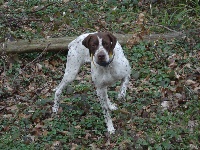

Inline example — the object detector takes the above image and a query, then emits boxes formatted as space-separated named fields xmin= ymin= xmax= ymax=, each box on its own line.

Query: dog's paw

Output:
xmin=108 ymin=103 xmax=118 ymax=111
xmin=117 ymin=92 xmax=126 ymax=100
xmin=107 ymin=100 xmax=118 ymax=111
xmin=107 ymin=126 xmax=115 ymax=134
xmin=52 ymin=106 xmax=58 ymax=113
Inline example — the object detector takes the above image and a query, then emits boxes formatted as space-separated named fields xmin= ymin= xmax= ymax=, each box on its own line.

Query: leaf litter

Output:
xmin=0 ymin=1 xmax=200 ymax=149
xmin=1 ymin=39 xmax=200 ymax=149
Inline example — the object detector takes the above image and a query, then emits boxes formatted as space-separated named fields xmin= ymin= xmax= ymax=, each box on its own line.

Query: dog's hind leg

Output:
xmin=52 ymin=54 xmax=83 ymax=113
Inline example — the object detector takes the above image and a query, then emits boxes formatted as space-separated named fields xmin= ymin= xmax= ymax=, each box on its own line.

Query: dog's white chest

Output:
xmin=91 ymin=65 xmax=120 ymax=87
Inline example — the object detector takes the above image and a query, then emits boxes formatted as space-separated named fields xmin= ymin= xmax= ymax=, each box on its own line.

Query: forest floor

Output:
xmin=0 ymin=1 xmax=200 ymax=149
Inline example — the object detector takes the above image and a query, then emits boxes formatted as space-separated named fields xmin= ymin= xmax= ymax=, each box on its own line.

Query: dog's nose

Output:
xmin=98 ymin=53 xmax=105 ymax=60
xmin=98 ymin=54 xmax=105 ymax=59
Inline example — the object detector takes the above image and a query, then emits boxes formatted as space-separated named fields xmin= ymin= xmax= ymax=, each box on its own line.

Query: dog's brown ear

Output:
xmin=107 ymin=33 xmax=117 ymax=50
xmin=82 ymin=35 xmax=92 ymax=49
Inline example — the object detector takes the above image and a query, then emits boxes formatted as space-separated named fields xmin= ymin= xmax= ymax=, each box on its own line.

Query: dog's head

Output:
xmin=82 ymin=32 xmax=117 ymax=67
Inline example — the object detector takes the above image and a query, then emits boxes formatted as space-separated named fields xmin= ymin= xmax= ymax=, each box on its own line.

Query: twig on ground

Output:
xmin=155 ymin=24 xmax=180 ymax=33
xmin=11 ymin=43 xmax=51 ymax=85
xmin=184 ymin=85 xmax=193 ymax=94
xmin=28 ymin=2 xmax=57 ymax=14
xmin=23 ymin=43 xmax=51 ymax=70
xmin=148 ymin=23 xmax=180 ymax=33
xmin=0 ymin=43 xmax=6 ymax=74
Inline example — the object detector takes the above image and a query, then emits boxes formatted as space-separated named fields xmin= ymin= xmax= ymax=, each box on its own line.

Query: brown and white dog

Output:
xmin=52 ymin=32 xmax=131 ymax=134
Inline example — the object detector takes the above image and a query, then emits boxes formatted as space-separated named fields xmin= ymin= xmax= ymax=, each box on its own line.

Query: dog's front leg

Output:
xmin=118 ymin=75 xmax=130 ymax=100
xmin=96 ymin=87 xmax=115 ymax=134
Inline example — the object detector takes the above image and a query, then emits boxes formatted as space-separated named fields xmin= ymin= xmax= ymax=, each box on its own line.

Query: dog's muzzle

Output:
xmin=96 ymin=55 xmax=114 ymax=67
xmin=92 ymin=50 xmax=115 ymax=67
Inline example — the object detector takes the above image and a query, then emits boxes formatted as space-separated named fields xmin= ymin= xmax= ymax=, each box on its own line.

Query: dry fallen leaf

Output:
xmin=137 ymin=12 xmax=145 ymax=25
xmin=5 ymin=85 xmax=13 ymax=91
xmin=3 ymin=114 xmax=13 ymax=118
xmin=53 ymin=141 xmax=61 ymax=147
xmin=185 ymin=79 xmax=196 ymax=85
xmin=161 ymin=101 xmax=170 ymax=110
xmin=71 ymin=143 xmax=78 ymax=150
xmin=175 ymin=93 xmax=183 ymax=99
xmin=6 ymin=105 xmax=18 ymax=111
xmin=175 ymin=72 xmax=181 ymax=79
xmin=89 ymin=143 xmax=100 ymax=150
xmin=42 ymin=130 xmax=48 ymax=136
xmin=0 ymin=106 xmax=5 ymax=111
xmin=51 ymin=141 xmax=62 ymax=150
xmin=36 ymin=63 xmax=42 ymax=71
xmin=194 ymin=87 xmax=200 ymax=94
xmin=196 ymin=67 xmax=200 ymax=73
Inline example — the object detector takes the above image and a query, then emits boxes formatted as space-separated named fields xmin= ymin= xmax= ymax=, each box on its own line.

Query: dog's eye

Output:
xmin=103 ymin=42 xmax=109 ymax=47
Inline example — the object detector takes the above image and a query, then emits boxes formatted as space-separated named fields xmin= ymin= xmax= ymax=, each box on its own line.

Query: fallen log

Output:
xmin=1 ymin=32 xmax=185 ymax=54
